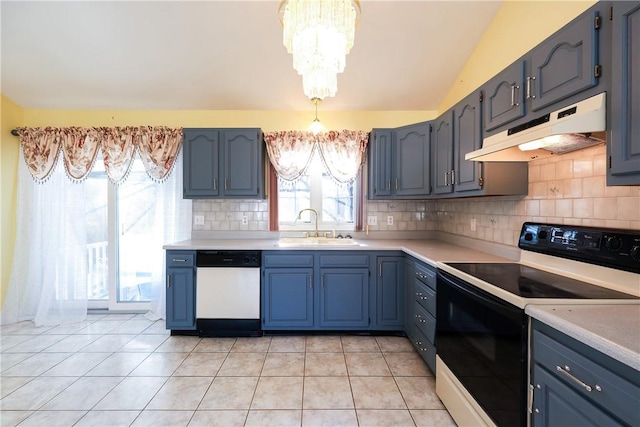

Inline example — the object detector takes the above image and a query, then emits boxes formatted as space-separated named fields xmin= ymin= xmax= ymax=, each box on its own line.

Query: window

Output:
xmin=86 ymin=155 xmax=167 ymax=310
xmin=278 ymin=152 xmax=356 ymax=231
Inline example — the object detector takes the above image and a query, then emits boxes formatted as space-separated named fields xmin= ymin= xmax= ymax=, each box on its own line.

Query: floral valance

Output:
xmin=15 ymin=126 xmax=183 ymax=184
xmin=264 ymin=130 xmax=369 ymax=183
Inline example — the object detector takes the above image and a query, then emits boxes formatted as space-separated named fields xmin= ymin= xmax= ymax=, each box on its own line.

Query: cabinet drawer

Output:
xmin=410 ymin=326 xmax=436 ymax=374
xmin=166 ymin=251 xmax=195 ymax=267
xmin=533 ymin=329 xmax=640 ymax=426
xmin=414 ymin=303 xmax=435 ymax=344
xmin=319 ymin=253 xmax=370 ymax=268
xmin=415 ymin=262 xmax=436 ymax=290
xmin=415 ymin=280 xmax=436 ymax=316
xmin=263 ymin=253 xmax=314 ymax=268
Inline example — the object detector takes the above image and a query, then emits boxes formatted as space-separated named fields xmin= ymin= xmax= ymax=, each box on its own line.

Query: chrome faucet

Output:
xmin=297 ymin=208 xmax=319 ymax=238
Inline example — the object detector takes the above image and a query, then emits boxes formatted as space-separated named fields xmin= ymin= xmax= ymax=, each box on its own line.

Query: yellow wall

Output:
xmin=1 ymin=95 xmax=24 ymax=304
xmin=439 ymin=0 xmax=597 ymax=112
xmin=23 ymin=109 xmax=436 ymax=131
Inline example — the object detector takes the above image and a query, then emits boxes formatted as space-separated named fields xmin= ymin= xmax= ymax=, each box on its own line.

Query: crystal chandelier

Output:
xmin=280 ymin=0 xmax=360 ymax=100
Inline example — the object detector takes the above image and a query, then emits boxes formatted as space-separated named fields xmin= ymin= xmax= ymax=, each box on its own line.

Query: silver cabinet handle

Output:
xmin=172 ymin=258 xmax=187 ymax=262
xmin=167 ymin=275 xmax=171 ymax=288
xmin=395 ymin=178 xmax=399 ymax=190
xmin=451 ymin=169 xmax=456 ymax=185
xmin=511 ymin=84 xmax=520 ymax=107
xmin=387 ymin=179 xmax=391 ymax=190
xmin=556 ymin=365 xmax=601 ymax=392
xmin=444 ymin=172 xmax=448 ymax=186
xmin=213 ymin=178 xmax=217 ymax=190
xmin=224 ymin=179 xmax=228 ymax=190
xmin=526 ymin=76 xmax=536 ymax=99
xmin=308 ymin=275 xmax=313 ymax=289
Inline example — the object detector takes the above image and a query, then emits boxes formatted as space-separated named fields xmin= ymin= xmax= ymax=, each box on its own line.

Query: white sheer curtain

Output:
xmin=1 ymin=157 xmax=89 ymax=326
xmin=146 ymin=151 xmax=192 ymax=321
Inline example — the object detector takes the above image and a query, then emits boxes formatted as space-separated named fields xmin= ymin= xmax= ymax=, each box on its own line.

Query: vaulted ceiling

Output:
xmin=1 ymin=1 xmax=502 ymax=111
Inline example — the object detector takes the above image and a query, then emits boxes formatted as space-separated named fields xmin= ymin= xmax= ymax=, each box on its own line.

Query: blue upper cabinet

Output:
xmin=222 ymin=129 xmax=264 ymax=197
xmin=483 ymin=61 xmax=527 ymax=132
xmin=368 ymin=129 xmax=394 ymax=199
xmin=453 ymin=92 xmax=483 ymax=193
xmin=368 ymin=123 xmax=431 ymax=200
xmin=395 ymin=122 xmax=431 ymax=198
xmin=432 ymin=111 xmax=454 ymax=195
xmin=529 ymin=9 xmax=600 ymax=112
xmin=609 ymin=1 xmax=640 ymax=185
xmin=183 ymin=129 xmax=220 ymax=198
xmin=483 ymin=4 xmax=603 ymax=134
xmin=183 ymin=128 xmax=265 ymax=199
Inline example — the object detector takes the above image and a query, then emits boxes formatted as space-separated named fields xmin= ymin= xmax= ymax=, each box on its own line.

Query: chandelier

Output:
xmin=279 ymin=0 xmax=361 ymax=100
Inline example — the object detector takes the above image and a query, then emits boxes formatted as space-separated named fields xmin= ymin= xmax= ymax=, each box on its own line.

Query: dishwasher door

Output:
xmin=196 ymin=267 xmax=261 ymax=319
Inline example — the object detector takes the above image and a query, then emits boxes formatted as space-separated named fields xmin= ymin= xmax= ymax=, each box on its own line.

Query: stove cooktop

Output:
xmin=445 ymin=263 xmax=639 ymax=299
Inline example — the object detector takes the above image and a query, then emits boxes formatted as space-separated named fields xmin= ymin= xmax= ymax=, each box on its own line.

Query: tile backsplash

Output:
xmin=192 ymin=145 xmax=639 ymax=247
xmin=436 ymin=145 xmax=640 ymax=246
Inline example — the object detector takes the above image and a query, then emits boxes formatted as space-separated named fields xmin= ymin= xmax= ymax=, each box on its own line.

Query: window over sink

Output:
xmin=278 ymin=152 xmax=357 ymax=232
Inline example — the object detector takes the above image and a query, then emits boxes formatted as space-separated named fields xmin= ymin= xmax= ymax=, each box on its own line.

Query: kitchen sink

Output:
xmin=275 ymin=237 xmax=363 ymax=247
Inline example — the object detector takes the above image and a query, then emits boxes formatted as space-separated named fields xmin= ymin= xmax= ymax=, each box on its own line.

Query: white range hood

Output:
xmin=466 ymin=92 xmax=606 ymax=162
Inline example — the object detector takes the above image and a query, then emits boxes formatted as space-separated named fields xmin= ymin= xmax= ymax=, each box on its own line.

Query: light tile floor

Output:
xmin=0 ymin=314 xmax=456 ymax=427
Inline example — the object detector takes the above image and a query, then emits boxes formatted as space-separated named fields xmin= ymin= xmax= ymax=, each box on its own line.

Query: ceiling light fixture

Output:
xmin=308 ymin=97 xmax=326 ymax=134
xmin=279 ymin=0 xmax=360 ymax=100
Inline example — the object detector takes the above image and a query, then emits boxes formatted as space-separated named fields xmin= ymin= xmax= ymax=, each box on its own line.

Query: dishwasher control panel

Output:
xmin=196 ymin=250 xmax=261 ymax=267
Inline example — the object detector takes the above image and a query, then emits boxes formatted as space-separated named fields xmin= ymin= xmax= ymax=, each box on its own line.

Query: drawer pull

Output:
xmin=416 ymin=292 xmax=422 ymax=296
xmin=556 ymin=365 xmax=600 ymax=392
xmin=172 ymin=258 xmax=187 ymax=262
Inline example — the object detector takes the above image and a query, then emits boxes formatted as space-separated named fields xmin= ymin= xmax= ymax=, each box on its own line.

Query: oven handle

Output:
xmin=438 ymin=271 xmax=521 ymax=315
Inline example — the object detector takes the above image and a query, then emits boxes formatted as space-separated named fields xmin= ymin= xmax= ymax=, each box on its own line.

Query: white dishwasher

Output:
xmin=195 ymin=250 xmax=261 ymax=337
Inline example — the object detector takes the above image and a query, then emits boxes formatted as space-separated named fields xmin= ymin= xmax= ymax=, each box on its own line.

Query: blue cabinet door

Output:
xmin=262 ymin=268 xmax=314 ymax=329
xmin=222 ymin=129 xmax=264 ymax=198
xmin=166 ymin=267 xmax=196 ymax=330
xmin=529 ymin=10 xmax=600 ymax=112
xmin=609 ymin=1 xmax=640 ymax=185
xmin=532 ymin=364 xmax=623 ymax=427
xmin=319 ymin=268 xmax=369 ymax=328
xmin=183 ymin=129 xmax=219 ymax=198
xmin=454 ymin=92 xmax=483 ymax=193
xmin=395 ymin=122 xmax=431 ymax=197
xmin=368 ymin=129 xmax=394 ymax=199
xmin=483 ymin=61 xmax=526 ymax=131
xmin=375 ymin=256 xmax=404 ymax=328
xmin=432 ymin=112 xmax=454 ymax=195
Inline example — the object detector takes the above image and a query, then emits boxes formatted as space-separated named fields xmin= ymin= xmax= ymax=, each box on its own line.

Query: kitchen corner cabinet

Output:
xmin=530 ymin=320 xmax=640 ymax=427
xmin=165 ymin=251 xmax=196 ymax=330
xmin=433 ymin=92 xmax=529 ymax=197
xmin=374 ymin=256 xmax=404 ymax=328
xmin=368 ymin=122 xmax=431 ymax=200
xmin=483 ymin=7 xmax=602 ymax=132
xmin=608 ymin=1 xmax=640 ymax=185
xmin=183 ymin=128 xmax=265 ymax=199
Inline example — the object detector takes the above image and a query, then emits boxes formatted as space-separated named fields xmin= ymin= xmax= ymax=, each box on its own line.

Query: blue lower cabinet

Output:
xmin=166 ymin=250 xmax=196 ymax=330
xmin=166 ymin=270 xmax=196 ymax=330
xmin=319 ymin=268 xmax=370 ymax=328
xmin=262 ymin=268 xmax=314 ymax=329
xmin=375 ymin=256 xmax=404 ymax=328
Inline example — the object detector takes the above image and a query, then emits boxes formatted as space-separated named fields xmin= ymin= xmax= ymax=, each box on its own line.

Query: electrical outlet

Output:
xmin=367 ymin=216 xmax=377 ymax=226
xmin=242 ymin=215 xmax=248 ymax=225
xmin=387 ymin=215 xmax=394 ymax=225
xmin=194 ymin=215 xmax=205 ymax=225
xmin=470 ymin=218 xmax=477 ymax=231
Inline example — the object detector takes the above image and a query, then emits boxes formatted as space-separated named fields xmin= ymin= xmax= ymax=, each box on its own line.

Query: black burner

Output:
xmin=446 ymin=263 xmax=638 ymax=299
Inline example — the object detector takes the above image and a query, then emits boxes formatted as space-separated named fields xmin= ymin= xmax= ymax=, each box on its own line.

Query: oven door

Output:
xmin=436 ymin=270 xmax=528 ymax=427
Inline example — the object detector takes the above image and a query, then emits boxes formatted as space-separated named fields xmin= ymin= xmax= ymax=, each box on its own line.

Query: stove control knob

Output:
xmin=524 ymin=232 xmax=534 ymax=241
xmin=538 ymin=230 xmax=548 ymax=240
xmin=605 ymin=236 xmax=622 ymax=251
xmin=631 ymin=246 xmax=640 ymax=262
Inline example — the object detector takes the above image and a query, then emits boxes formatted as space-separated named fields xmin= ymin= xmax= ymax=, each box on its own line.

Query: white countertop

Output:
xmin=163 ymin=238 xmax=512 ymax=268
xmin=526 ymin=304 xmax=640 ymax=371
